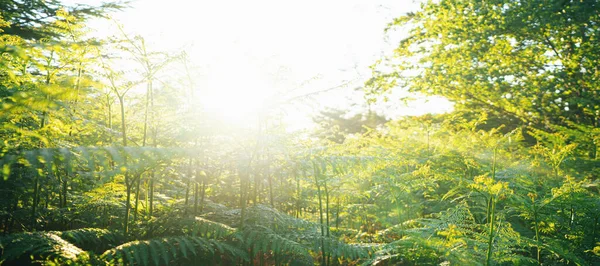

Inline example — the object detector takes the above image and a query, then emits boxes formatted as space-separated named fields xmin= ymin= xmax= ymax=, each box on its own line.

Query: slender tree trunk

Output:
xmin=61 ymin=172 xmax=67 ymax=208
xmin=44 ymin=183 xmax=49 ymax=210
xmin=56 ymin=168 xmax=63 ymax=209
xmin=107 ymin=95 xmax=113 ymax=141
xmin=117 ymin=95 xmax=131 ymax=235
xmin=184 ymin=158 xmax=192 ymax=215
xmin=323 ymin=178 xmax=331 ymax=266
xmin=133 ymin=80 xmax=151 ymax=223
xmin=142 ymin=82 xmax=150 ymax=146
xmin=123 ymin=177 xmax=132 ymax=235
xmin=145 ymin=179 xmax=149 ymax=215
xmin=335 ymin=198 xmax=340 ymax=229
xmin=485 ymin=148 xmax=498 ymax=266
xmin=62 ymin=156 xmax=70 ymax=209
xmin=118 ymin=95 xmax=127 ymax=146
xmin=193 ymin=182 xmax=199 ymax=216
xmin=31 ymin=67 xmax=53 ymax=231
xmin=133 ymin=174 xmax=141 ymax=222
xmin=324 ymin=179 xmax=330 ymax=237
xmin=124 ymin=183 xmax=131 ymax=235
xmin=146 ymin=82 xmax=157 ymax=237
xmin=267 ymin=162 xmax=274 ymax=208
xmin=295 ymin=168 xmax=301 ymax=218
xmin=106 ymin=96 xmax=115 ymax=170
xmin=74 ymin=62 xmax=83 ymax=102
xmin=184 ymin=178 xmax=190 ymax=212
xmin=200 ymin=179 xmax=206 ymax=213
xmin=31 ymin=174 xmax=39 ymax=231
xmin=240 ymin=169 xmax=247 ymax=227
xmin=148 ymin=175 xmax=154 ymax=217
xmin=486 ymin=197 xmax=496 ymax=266
xmin=253 ymin=171 xmax=259 ymax=204
xmin=312 ymin=163 xmax=326 ymax=266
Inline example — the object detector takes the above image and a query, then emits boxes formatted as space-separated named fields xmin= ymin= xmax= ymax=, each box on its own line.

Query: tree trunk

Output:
xmin=485 ymin=148 xmax=498 ymax=266
xmin=295 ymin=168 xmax=301 ymax=218
xmin=324 ymin=179 xmax=330 ymax=237
xmin=142 ymin=81 xmax=150 ymax=146
xmin=253 ymin=171 xmax=259 ymax=204
xmin=31 ymin=174 xmax=39 ymax=231
xmin=148 ymin=175 xmax=154 ymax=218
xmin=61 ymin=172 xmax=67 ymax=209
xmin=267 ymin=162 xmax=274 ymax=208
xmin=193 ymin=182 xmax=199 ymax=216
xmin=146 ymin=83 xmax=157 ymax=237
xmin=133 ymin=174 xmax=141 ymax=222
xmin=124 ymin=182 xmax=131 ymax=235
xmin=335 ymin=198 xmax=340 ymax=229
xmin=133 ymin=77 xmax=151 ymax=223
xmin=118 ymin=95 xmax=130 ymax=236
xmin=240 ymin=169 xmax=247 ymax=228
xmin=62 ymin=156 xmax=70 ymax=209
xmin=118 ymin=96 xmax=127 ymax=146
xmin=184 ymin=158 xmax=192 ymax=215
xmin=200 ymin=179 xmax=206 ymax=213
xmin=312 ymin=162 xmax=326 ymax=266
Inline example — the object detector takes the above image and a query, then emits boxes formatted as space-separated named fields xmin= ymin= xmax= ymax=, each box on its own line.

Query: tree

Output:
xmin=0 ymin=0 xmax=124 ymax=40
xmin=0 ymin=7 xmax=110 ymax=231
xmin=368 ymin=0 xmax=600 ymax=132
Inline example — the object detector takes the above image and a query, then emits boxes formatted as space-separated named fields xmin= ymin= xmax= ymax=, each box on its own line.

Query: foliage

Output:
xmin=54 ymin=228 xmax=123 ymax=254
xmin=100 ymin=236 xmax=248 ymax=266
xmin=368 ymin=0 xmax=600 ymax=132
xmin=1 ymin=0 xmax=599 ymax=265
xmin=0 ymin=0 xmax=124 ymax=40
xmin=0 ymin=231 xmax=89 ymax=265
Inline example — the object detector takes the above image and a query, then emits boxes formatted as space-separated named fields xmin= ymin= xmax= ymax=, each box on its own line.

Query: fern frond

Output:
xmin=151 ymin=214 xmax=236 ymax=239
xmin=311 ymin=235 xmax=373 ymax=262
xmin=0 ymin=146 xmax=182 ymax=180
xmin=100 ymin=236 xmax=249 ymax=265
xmin=54 ymin=228 xmax=123 ymax=253
xmin=0 ymin=232 xmax=88 ymax=265
xmin=237 ymin=225 xmax=313 ymax=265
xmin=244 ymin=204 xmax=316 ymax=231
xmin=193 ymin=217 xmax=235 ymax=238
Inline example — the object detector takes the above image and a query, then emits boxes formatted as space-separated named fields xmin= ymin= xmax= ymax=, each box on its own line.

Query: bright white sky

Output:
xmin=66 ymin=0 xmax=452 ymax=131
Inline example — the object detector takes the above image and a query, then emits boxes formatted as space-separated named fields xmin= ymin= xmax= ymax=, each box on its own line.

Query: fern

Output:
xmin=192 ymin=217 xmax=236 ymax=238
xmin=237 ymin=225 xmax=313 ymax=265
xmin=367 ymin=203 xmax=544 ymax=266
xmin=235 ymin=224 xmax=372 ymax=265
xmin=0 ymin=146 xmax=181 ymax=181
xmin=202 ymin=207 xmax=242 ymax=228
xmin=0 ymin=232 xmax=88 ymax=265
xmin=366 ymin=233 xmax=481 ymax=266
xmin=100 ymin=236 xmax=249 ymax=265
xmin=309 ymin=235 xmax=373 ymax=263
xmin=244 ymin=204 xmax=317 ymax=232
xmin=151 ymin=214 xmax=235 ymax=239
xmin=54 ymin=228 xmax=123 ymax=253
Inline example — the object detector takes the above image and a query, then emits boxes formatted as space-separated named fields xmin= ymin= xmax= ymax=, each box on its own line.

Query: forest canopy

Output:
xmin=0 ymin=0 xmax=599 ymax=265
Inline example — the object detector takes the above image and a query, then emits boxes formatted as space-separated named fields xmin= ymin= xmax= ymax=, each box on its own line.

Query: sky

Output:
xmin=66 ymin=0 xmax=453 ymax=130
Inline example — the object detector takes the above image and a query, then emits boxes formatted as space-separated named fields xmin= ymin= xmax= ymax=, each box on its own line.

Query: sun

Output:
xmin=192 ymin=58 xmax=275 ymax=127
